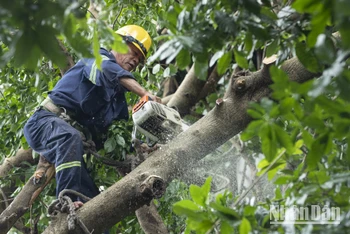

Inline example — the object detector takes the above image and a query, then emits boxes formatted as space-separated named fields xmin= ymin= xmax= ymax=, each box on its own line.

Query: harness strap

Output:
xmin=40 ymin=97 xmax=92 ymax=141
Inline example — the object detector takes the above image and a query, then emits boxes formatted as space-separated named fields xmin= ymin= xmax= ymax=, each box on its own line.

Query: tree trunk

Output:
xmin=42 ymin=57 xmax=316 ymax=233
xmin=167 ymin=65 xmax=205 ymax=115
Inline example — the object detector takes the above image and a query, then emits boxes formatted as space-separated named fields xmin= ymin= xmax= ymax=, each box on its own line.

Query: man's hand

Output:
xmin=147 ymin=93 xmax=162 ymax=103
xmin=73 ymin=201 xmax=84 ymax=209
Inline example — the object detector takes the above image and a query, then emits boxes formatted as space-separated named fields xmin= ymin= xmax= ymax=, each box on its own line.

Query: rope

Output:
xmin=48 ymin=189 xmax=92 ymax=234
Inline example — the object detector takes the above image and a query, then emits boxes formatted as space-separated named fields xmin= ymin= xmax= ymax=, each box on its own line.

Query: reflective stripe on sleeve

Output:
xmin=55 ymin=161 xmax=81 ymax=173
xmin=89 ymin=55 xmax=110 ymax=84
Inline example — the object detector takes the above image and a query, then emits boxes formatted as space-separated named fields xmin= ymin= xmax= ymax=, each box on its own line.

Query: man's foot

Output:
xmin=73 ymin=201 xmax=84 ymax=209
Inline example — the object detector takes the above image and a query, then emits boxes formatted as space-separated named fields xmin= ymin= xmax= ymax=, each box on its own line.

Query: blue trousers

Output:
xmin=24 ymin=109 xmax=100 ymax=201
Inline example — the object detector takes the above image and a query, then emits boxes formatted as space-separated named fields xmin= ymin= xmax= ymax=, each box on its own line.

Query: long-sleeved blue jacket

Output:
xmin=49 ymin=48 xmax=135 ymax=133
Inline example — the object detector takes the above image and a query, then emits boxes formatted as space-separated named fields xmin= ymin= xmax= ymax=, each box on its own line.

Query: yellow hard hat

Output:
xmin=116 ymin=25 xmax=152 ymax=58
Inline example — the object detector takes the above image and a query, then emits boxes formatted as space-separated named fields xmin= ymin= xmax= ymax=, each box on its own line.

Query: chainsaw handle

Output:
xmin=132 ymin=95 xmax=151 ymax=114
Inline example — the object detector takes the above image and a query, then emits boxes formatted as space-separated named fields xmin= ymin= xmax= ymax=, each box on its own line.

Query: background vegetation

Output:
xmin=1 ymin=0 xmax=350 ymax=233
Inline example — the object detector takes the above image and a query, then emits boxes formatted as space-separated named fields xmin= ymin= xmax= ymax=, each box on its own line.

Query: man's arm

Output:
xmin=119 ymin=77 xmax=162 ymax=103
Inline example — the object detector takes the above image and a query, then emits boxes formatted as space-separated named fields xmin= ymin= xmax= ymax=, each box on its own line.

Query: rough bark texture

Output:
xmin=0 ymin=149 xmax=35 ymax=233
xmin=0 ymin=176 xmax=43 ymax=233
xmin=167 ymin=65 xmax=205 ymax=115
xmin=198 ymin=66 xmax=220 ymax=100
xmin=0 ymin=155 xmax=54 ymax=234
xmin=0 ymin=148 xmax=33 ymax=178
xmin=135 ymin=203 xmax=169 ymax=234
xmin=162 ymin=77 xmax=179 ymax=98
xmin=42 ymin=57 xmax=316 ymax=233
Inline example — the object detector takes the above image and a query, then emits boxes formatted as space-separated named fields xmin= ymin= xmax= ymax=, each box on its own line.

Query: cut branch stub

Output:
xmin=139 ymin=175 xmax=165 ymax=199
xmin=232 ymin=78 xmax=246 ymax=93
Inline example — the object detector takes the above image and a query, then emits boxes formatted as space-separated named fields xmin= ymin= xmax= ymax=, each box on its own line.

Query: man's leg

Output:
xmin=46 ymin=118 xmax=85 ymax=201
xmin=24 ymin=110 xmax=84 ymax=201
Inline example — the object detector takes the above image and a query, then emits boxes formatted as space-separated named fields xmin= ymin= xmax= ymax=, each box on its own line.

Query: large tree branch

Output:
xmin=42 ymin=57 xmax=317 ymax=233
xmin=167 ymin=65 xmax=205 ymax=115
xmin=198 ymin=66 xmax=220 ymax=100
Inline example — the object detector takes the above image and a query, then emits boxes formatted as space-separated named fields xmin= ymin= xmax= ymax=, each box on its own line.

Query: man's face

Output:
xmin=114 ymin=43 xmax=144 ymax=71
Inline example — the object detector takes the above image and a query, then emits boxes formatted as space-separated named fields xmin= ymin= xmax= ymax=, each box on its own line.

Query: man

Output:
xmin=24 ymin=25 xmax=161 ymax=208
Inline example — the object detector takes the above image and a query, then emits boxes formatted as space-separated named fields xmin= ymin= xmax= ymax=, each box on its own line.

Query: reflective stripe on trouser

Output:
xmin=23 ymin=109 xmax=100 ymax=200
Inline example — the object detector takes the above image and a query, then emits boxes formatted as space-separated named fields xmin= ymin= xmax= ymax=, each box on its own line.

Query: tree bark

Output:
xmin=135 ymin=203 xmax=169 ymax=234
xmin=0 ymin=176 xmax=43 ymax=233
xmin=0 ymin=149 xmax=33 ymax=178
xmin=167 ymin=65 xmax=205 ymax=115
xmin=42 ymin=57 xmax=316 ymax=233
xmin=198 ymin=66 xmax=220 ymax=100
xmin=57 ymin=39 xmax=75 ymax=76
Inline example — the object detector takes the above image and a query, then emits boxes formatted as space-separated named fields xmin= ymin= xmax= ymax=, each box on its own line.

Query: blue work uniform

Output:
xmin=24 ymin=48 xmax=135 ymax=201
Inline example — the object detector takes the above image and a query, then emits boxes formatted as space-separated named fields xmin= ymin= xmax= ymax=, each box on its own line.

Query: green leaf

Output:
xmin=210 ymin=50 xmax=224 ymax=67
xmin=194 ymin=59 xmax=208 ymax=81
xmin=266 ymin=40 xmax=279 ymax=57
xmin=202 ymin=176 xmax=212 ymax=198
xmin=273 ymin=124 xmax=294 ymax=154
xmin=292 ymin=0 xmax=321 ymax=12
xmin=302 ymin=130 xmax=314 ymax=148
xmin=314 ymin=34 xmax=336 ymax=64
xmin=176 ymin=49 xmax=191 ymax=70
xmin=240 ymin=120 xmax=264 ymax=141
xmin=190 ymin=220 xmax=214 ymax=233
xmin=152 ymin=64 xmax=161 ymax=74
xmin=239 ymin=218 xmax=251 ymax=234
xmin=221 ymin=221 xmax=234 ymax=234
xmin=173 ymin=200 xmax=205 ymax=221
xmin=275 ymin=187 xmax=282 ymax=199
xmin=190 ymin=185 xmax=207 ymax=207
xmin=306 ymin=133 xmax=332 ymax=168
xmin=259 ymin=124 xmax=277 ymax=161
xmin=116 ymin=135 xmax=125 ymax=147
xmin=93 ymin=25 xmax=102 ymax=70
xmin=13 ymin=31 xmax=35 ymax=68
xmin=163 ymin=67 xmax=170 ymax=77
xmin=104 ymin=137 xmax=116 ymax=153
xmin=274 ymin=175 xmax=292 ymax=185
xmin=295 ymin=42 xmax=320 ymax=73
xmin=246 ymin=109 xmax=263 ymax=119
xmin=210 ymin=202 xmax=240 ymax=221
xmin=233 ymin=49 xmax=249 ymax=69
xmin=217 ymin=51 xmax=232 ymax=75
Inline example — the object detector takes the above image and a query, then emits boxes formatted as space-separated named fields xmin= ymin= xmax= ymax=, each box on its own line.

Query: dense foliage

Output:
xmin=1 ymin=0 xmax=350 ymax=233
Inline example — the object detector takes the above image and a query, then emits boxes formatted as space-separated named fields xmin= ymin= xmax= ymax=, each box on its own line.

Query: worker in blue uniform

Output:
xmin=23 ymin=25 xmax=161 ymax=208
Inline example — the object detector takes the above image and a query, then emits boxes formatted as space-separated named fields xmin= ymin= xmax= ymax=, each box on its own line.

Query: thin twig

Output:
xmin=0 ymin=188 xmax=9 ymax=208
xmin=113 ymin=6 xmax=124 ymax=30
xmin=86 ymin=9 xmax=97 ymax=19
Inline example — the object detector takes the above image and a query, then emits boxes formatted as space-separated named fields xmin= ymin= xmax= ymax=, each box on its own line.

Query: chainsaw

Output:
xmin=132 ymin=96 xmax=187 ymax=145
